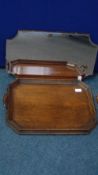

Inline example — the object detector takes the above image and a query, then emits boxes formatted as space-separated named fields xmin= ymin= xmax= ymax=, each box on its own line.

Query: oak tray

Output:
xmin=4 ymin=60 xmax=96 ymax=134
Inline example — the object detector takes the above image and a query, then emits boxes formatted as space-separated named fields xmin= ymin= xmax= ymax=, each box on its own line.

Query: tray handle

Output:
xmin=96 ymin=96 xmax=98 ymax=103
xmin=3 ymin=93 xmax=8 ymax=109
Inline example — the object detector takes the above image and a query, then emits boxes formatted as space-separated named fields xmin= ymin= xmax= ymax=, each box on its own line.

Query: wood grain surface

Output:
xmin=4 ymin=60 xmax=96 ymax=134
xmin=5 ymin=79 xmax=96 ymax=134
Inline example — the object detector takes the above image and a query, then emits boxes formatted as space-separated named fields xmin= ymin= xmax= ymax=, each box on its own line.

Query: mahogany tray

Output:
xmin=4 ymin=60 xmax=96 ymax=134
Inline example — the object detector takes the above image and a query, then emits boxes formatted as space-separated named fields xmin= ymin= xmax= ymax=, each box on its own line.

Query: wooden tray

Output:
xmin=4 ymin=60 xmax=96 ymax=134
xmin=7 ymin=59 xmax=82 ymax=79
xmin=4 ymin=79 xmax=96 ymax=134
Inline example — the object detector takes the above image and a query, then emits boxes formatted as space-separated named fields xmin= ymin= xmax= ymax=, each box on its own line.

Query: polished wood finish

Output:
xmin=8 ymin=59 xmax=83 ymax=79
xmin=5 ymin=79 xmax=96 ymax=134
xmin=4 ymin=60 xmax=96 ymax=134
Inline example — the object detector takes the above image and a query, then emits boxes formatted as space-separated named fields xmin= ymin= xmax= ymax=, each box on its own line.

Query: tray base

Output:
xmin=6 ymin=79 xmax=96 ymax=134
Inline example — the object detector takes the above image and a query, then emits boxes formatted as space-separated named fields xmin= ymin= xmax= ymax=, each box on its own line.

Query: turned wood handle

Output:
xmin=3 ymin=94 xmax=8 ymax=109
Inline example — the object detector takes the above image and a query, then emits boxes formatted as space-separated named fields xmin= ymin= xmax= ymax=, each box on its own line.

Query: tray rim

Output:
xmin=7 ymin=59 xmax=84 ymax=79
